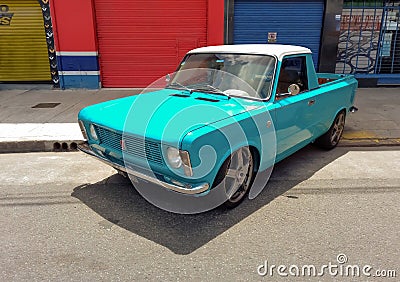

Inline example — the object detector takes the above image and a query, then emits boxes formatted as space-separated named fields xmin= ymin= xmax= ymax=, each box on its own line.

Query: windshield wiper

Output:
xmin=167 ymin=82 xmax=193 ymax=94
xmin=192 ymin=84 xmax=230 ymax=99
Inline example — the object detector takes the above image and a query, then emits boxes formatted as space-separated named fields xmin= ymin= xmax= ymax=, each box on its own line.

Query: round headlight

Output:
xmin=89 ymin=124 xmax=98 ymax=141
xmin=166 ymin=147 xmax=182 ymax=168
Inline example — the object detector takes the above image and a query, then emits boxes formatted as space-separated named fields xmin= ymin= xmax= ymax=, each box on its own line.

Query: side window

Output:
xmin=276 ymin=56 xmax=308 ymax=95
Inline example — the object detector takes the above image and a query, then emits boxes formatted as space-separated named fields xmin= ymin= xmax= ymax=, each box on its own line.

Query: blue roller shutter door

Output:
xmin=233 ymin=0 xmax=324 ymax=68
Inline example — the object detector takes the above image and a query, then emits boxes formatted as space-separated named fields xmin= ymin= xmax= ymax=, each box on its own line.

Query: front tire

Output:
xmin=315 ymin=111 xmax=346 ymax=149
xmin=213 ymin=147 xmax=254 ymax=208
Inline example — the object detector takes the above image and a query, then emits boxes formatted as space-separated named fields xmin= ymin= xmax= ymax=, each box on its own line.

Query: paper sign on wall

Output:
xmin=268 ymin=32 xmax=277 ymax=43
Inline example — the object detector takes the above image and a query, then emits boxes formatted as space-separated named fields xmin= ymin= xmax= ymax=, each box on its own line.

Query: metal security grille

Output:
xmin=336 ymin=1 xmax=400 ymax=83
xmin=376 ymin=4 xmax=400 ymax=73
xmin=233 ymin=0 xmax=324 ymax=68
xmin=94 ymin=125 xmax=164 ymax=165
xmin=94 ymin=0 xmax=207 ymax=87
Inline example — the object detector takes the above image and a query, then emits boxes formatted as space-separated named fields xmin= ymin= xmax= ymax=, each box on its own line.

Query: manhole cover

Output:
xmin=32 ymin=103 xmax=61 ymax=109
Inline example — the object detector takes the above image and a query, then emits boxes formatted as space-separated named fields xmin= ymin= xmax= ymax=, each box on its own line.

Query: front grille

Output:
xmin=94 ymin=125 xmax=163 ymax=165
xmin=95 ymin=126 xmax=121 ymax=151
xmin=124 ymin=135 xmax=163 ymax=165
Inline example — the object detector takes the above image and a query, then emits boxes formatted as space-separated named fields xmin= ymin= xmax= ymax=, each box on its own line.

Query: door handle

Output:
xmin=308 ymin=99 xmax=315 ymax=106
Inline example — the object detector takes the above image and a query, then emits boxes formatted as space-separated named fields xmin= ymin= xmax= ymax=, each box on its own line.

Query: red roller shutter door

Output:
xmin=94 ymin=0 xmax=208 ymax=87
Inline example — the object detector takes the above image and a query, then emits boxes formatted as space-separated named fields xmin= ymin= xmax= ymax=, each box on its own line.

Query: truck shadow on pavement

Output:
xmin=72 ymin=144 xmax=348 ymax=255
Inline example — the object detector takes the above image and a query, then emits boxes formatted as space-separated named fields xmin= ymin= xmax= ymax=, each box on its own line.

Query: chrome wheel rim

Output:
xmin=331 ymin=113 xmax=345 ymax=145
xmin=224 ymin=147 xmax=253 ymax=203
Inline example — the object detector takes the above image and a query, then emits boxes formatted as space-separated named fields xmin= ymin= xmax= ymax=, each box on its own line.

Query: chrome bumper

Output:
xmin=77 ymin=142 xmax=210 ymax=195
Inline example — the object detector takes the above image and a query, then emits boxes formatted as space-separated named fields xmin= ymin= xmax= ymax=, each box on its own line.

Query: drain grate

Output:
xmin=32 ymin=102 xmax=61 ymax=109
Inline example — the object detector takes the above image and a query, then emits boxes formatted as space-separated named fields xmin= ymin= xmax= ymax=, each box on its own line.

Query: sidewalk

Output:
xmin=341 ymin=87 xmax=400 ymax=146
xmin=0 ymin=86 xmax=399 ymax=153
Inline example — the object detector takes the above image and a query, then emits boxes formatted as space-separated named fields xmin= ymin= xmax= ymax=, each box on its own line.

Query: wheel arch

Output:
xmin=334 ymin=107 xmax=347 ymax=122
xmin=320 ymin=107 xmax=347 ymax=138
xmin=212 ymin=144 xmax=260 ymax=188
xmin=249 ymin=145 xmax=260 ymax=173
xmin=314 ymin=107 xmax=347 ymax=150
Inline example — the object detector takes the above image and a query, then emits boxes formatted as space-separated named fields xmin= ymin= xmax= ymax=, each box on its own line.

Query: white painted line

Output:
xmin=58 ymin=71 xmax=100 ymax=76
xmin=56 ymin=51 xmax=98 ymax=56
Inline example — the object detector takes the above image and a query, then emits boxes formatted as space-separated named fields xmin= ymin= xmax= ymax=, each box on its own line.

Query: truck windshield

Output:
xmin=170 ymin=53 xmax=276 ymax=99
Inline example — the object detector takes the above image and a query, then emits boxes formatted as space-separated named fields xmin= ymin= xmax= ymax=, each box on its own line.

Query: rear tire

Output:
xmin=213 ymin=147 xmax=254 ymax=208
xmin=315 ymin=111 xmax=346 ymax=150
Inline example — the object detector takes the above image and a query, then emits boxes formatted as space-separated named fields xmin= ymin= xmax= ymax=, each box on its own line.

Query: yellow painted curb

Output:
xmin=339 ymin=138 xmax=400 ymax=147
xmin=342 ymin=130 xmax=378 ymax=139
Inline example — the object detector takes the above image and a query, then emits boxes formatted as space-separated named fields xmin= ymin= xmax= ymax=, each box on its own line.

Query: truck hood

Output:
xmin=78 ymin=89 xmax=263 ymax=144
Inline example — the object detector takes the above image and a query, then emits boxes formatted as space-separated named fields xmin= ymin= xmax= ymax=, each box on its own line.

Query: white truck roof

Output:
xmin=188 ymin=44 xmax=312 ymax=61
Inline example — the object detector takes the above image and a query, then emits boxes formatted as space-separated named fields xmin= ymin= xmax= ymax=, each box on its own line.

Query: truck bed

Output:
xmin=317 ymin=73 xmax=354 ymax=86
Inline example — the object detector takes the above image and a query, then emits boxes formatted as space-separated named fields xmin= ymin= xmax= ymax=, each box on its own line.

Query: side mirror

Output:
xmin=288 ymin=84 xmax=300 ymax=95
xmin=275 ymin=83 xmax=301 ymax=99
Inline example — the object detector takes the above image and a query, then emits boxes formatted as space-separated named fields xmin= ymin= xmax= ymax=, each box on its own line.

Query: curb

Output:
xmin=339 ymin=138 xmax=400 ymax=147
xmin=0 ymin=140 xmax=83 ymax=153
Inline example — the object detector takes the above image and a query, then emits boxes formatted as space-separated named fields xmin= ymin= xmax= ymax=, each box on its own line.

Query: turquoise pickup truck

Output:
xmin=78 ymin=44 xmax=358 ymax=213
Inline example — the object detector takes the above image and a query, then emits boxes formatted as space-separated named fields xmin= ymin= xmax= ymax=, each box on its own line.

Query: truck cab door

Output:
xmin=273 ymin=55 xmax=317 ymax=159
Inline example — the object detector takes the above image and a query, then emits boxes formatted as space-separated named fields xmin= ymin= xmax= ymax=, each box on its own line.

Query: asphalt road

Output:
xmin=0 ymin=146 xmax=399 ymax=281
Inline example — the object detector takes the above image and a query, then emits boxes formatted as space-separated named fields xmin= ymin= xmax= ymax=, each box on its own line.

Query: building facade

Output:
xmin=1 ymin=0 xmax=399 ymax=88
xmin=51 ymin=0 xmax=224 ymax=89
